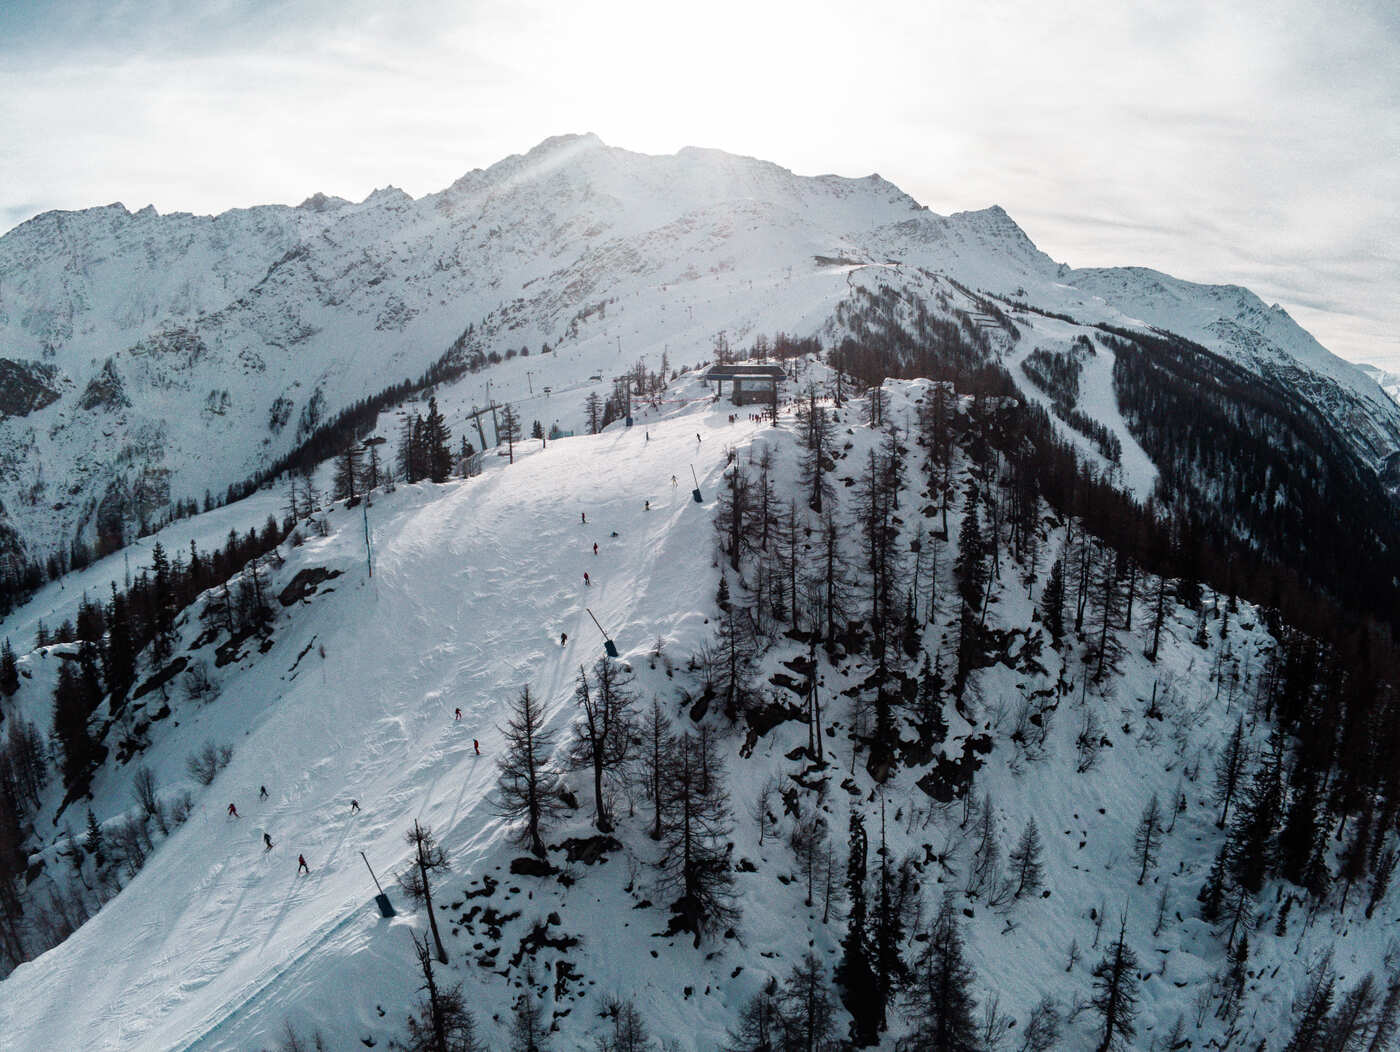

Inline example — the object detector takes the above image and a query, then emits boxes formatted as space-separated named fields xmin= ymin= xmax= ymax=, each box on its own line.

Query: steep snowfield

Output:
xmin=0 ymin=382 xmax=757 ymax=1049
xmin=3 ymin=133 xmax=1397 ymax=572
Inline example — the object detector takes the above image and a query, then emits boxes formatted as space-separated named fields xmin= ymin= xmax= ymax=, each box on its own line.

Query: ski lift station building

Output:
xmin=703 ymin=364 xmax=785 ymax=405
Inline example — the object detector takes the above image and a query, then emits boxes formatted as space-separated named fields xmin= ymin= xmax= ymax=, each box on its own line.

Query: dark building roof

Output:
xmin=703 ymin=364 xmax=785 ymax=381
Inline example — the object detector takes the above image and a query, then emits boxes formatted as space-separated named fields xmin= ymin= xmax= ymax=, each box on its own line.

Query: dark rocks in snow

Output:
xmin=76 ymin=359 xmax=130 ymax=412
xmin=740 ymin=698 xmax=803 ymax=757
xmin=131 ymin=656 xmax=188 ymax=699
xmin=278 ymin=566 xmax=343 ymax=606
xmin=0 ymin=358 xmax=61 ymax=419
xmin=509 ymin=856 xmax=556 ymax=877
xmin=558 ymin=835 xmax=621 ymax=865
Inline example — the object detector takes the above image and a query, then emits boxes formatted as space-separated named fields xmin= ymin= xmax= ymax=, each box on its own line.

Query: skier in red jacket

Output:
xmin=298 ymin=854 xmax=309 ymax=875
xmin=227 ymin=803 xmax=239 ymax=818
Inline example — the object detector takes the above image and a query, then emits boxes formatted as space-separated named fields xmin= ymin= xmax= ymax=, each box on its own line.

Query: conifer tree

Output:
xmin=493 ymin=686 xmax=563 ymax=858
xmin=402 ymin=930 xmax=479 ymax=1051
xmin=423 ymin=397 xmax=453 ymax=483
xmin=953 ymin=485 xmax=985 ymax=615
xmin=399 ymin=820 xmax=451 ymax=964
xmin=52 ymin=660 xmax=99 ymax=791
xmin=837 ymin=811 xmax=880 ymax=1046
xmin=1323 ymin=973 xmax=1377 ymax=1051
xmin=1214 ymin=718 xmax=1249 ymax=830
xmin=148 ymin=541 xmax=176 ymax=663
xmin=790 ymin=810 xmax=830 ymax=908
xmin=1040 ymin=558 xmax=1065 ymax=644
xmin=716 ymin=466 xmax=752 ymax=573
xmin=0 ymin=638 xmax=18 ymax=697
xmin=796 ymin=387 xmax=836 ymax=513
xmin=498 ymin=402 xmax=520 ymax=464
xmin=1366 ymin=978 xmax=1400 ymax=1052
xmin=595 ymin=998 xmax=652 ymax=1052
xmin=1365 ymin=848 xmax=1395 ymax=919
xmin=1230 ymin=752 xmax=1283 ymax=894
xmin=1279 ymin=762 xmax=1323 ymax=887
xmin=1198 ymin=845 xmax=1230 ymax=922
xmin=659 ymin=729 xmax=737 ymax=946
xmin=1009 ymin=817 xmax=1044 ymax=898
xmin=816 ymin=507 xmax=852 ymax=644
xmin=725 ymin=977 xmax=781 ymax=1052
xmin=1133 ymin=795 xmax=1162 ymax=885
xmin=914 ymin=652 xmax=949 ymax=749
xmin=84 ymin=808 xmax=103 ymax=860
xmin=398 ymin=414 xmax=425 ymax=483
xmin=712 ymin=600 xmax=757 ymax=721
xmin=1085 ymin=544 xmax=1124 ymax=681
xmin=779 ymin=952 xmax=839 ymax=1052
xmin=333 ymin=443 xmax=363 ymax=502
xmin=1285 ymin=949 xmax=1336 ymax=1052
xmin=1337 ymin=805 xmax=1372 ymax=912
xmin=903 ymin=891 xmax=980 ymax=1051
xmin=509 ymin=989 xmax=550 ymax=1052
xmin=1090 ymin=916 xmax=1139 ymax=1052
xmin=638 ymin=700 xmax=671 ymax=841
xmin=966 ymin=794 xmax=1003 ymax=899
xmin=565 ymin=659 xmax=636 ymax=833
xmin=872 ymin=800 xmax=908 ymax=1031
xmin=584 ymin=392 xmax=604 ymax=435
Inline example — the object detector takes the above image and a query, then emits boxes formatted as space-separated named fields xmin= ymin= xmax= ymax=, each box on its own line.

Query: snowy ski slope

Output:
xmin=0 ymin=383 xmax=758 ymax=1049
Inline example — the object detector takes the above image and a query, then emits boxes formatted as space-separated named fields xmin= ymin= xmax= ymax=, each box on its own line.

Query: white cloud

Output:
xmin=1 ymin=0 xmax=1395 ymax=366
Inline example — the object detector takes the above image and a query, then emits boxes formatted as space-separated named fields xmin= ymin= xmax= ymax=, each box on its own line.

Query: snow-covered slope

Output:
xmin=3 ymin=134 xmax=1396 ymax=578
xmin=2 ymin=374 xmax=1397 ymax=1050
xmin=0 ymin=383 xmax=740 ymax=1049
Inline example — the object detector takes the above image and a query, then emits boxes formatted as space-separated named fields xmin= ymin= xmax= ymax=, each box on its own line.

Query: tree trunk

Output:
xmin=419 ymin=839 xmax=449 ymax=964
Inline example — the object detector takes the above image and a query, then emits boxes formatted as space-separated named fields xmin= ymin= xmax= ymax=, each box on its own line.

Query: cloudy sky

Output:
xmin=2 ymin=0 xmax=1396 ymax=368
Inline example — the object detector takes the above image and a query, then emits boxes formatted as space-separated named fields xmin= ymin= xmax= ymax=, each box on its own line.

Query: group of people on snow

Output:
xmin=227 ymin=785 xmax=360 ymax=876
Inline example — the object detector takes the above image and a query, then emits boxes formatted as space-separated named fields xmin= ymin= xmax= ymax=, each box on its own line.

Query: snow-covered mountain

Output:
xmin=4 ymin=136 xmax=1400 ymax=1050
xmin=1358 ymin=362 xmax=1400 ymax=407
xmin=2 ymin=133 xmax=1397 ymax=579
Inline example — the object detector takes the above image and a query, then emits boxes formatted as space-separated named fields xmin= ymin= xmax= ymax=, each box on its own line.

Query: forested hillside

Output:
xmin=2 ymin=352 xmax=1398 ymax=1049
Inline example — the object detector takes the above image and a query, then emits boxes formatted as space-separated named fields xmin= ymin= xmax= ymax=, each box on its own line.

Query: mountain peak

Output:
xmin=297 ymin=192 xmax=351 ymax=213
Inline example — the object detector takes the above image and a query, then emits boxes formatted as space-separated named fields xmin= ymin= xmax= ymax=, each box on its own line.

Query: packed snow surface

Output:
xmin=0 ymin=387 xmax=754 ymax=1048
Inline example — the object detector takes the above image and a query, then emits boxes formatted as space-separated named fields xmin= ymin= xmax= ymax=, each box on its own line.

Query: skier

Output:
xmin=671 ymin=475 xmax=677 ymax=487
xmin=454 ymin=707 xmax=462 ymax=721
xmin=263 ymin=832 xmax=273 ymax=852
xmin=227 ymin=803 xmax=239 ymax=819
xmin=259 ymin=785 xmax=268 ymax=801
xmin=584 ymin=572 xmax=591 ymax=587
xmin=644 ymin=500 xmax=650 ymax=511
xmin=560 ymin=632 xmax=567 ymax=647
xmin=696 ymin=433 xmax=702 ymax=443
xmin=350 ymin=799 xmax=361 ymax=813
xmin=473 ymin=739 xmax=480 ymax=755
xmin=581 ymin=511 xmax=587 ymax=524
xmin=593 ymin=542 xmax=598 ymax=556
xmin=297 ymin=854 xmax=309 ymax=875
